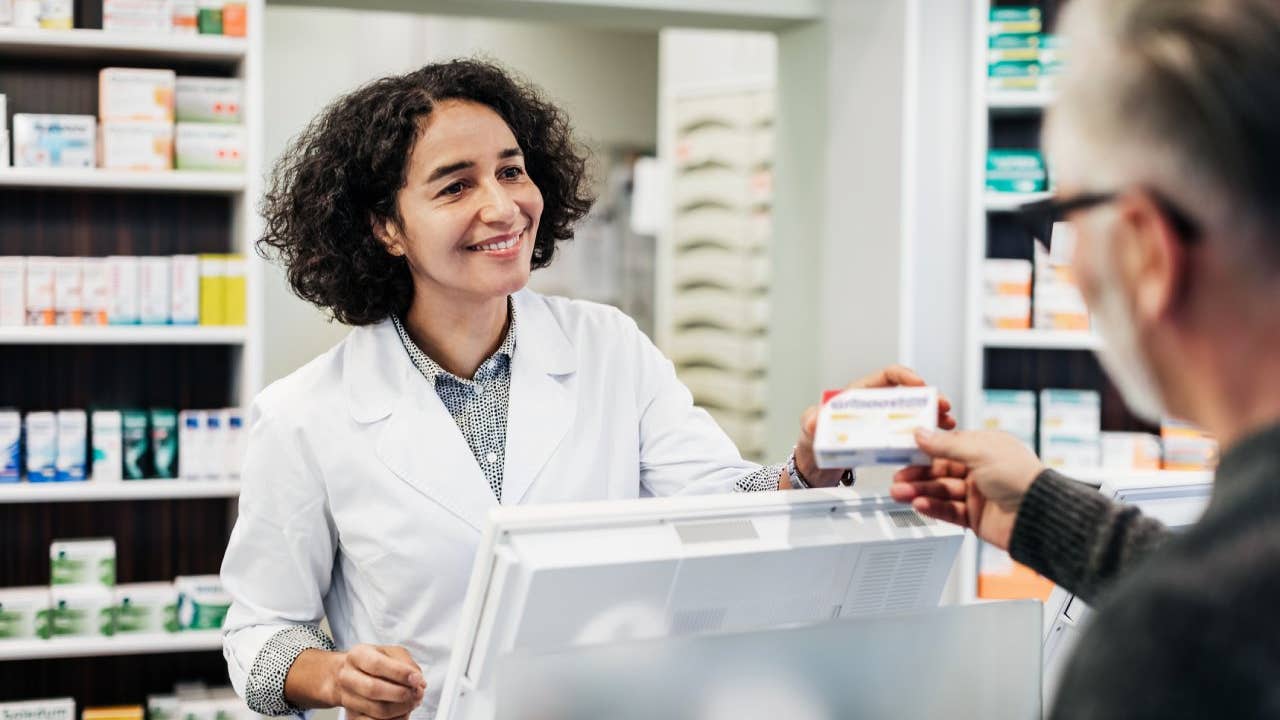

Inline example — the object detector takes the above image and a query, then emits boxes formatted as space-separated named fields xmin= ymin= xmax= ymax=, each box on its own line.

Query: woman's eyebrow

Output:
xmin=427 ymin=149 xmax=522 ymax=184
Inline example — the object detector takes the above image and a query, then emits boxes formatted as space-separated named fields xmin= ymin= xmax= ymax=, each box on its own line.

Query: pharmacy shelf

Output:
xmin=0 ymin=27 xmax=247 ymax=64
xmin=0 ymin=168 xmax=245 ymax=194
xmin=0 ymin=630 xmax=223 ymax=662
xmin=0 ymin=480 xmax=240 ymax=504
xmin=0 ymin=326 xmax=246 ymax=345
xmin=987 ymin=89 xmax=1056 ymax=114
xmin=984 ymin=191 xmax=1051 ymax=212
xmin=982 ymin=329 xmax=1101 ymax=351
xmin=1053 ymin=468 xmax=1214 ymax=488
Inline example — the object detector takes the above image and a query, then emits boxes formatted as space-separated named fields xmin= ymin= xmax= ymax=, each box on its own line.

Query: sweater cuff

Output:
xmin=244 ymin=624 xmax=336 ymax=717
xmin=1008 ymin=469 xmax=1111 ymax=590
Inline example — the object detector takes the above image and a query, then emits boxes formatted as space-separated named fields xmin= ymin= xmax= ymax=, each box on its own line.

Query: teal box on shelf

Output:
xmin=988 ymin=60 xmax=1042 ymax=91
xmin=989 ymin=33 xmax=1042 ymax=63
xmin=987 ymin=149 xmax=1048 ymax=194
xmin=990 ymin=7 xmax=1043 ymax=36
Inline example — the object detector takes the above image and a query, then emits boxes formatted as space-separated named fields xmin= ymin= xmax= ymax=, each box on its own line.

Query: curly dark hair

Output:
xmin=258 ymin=58 xmax=595 ymax=325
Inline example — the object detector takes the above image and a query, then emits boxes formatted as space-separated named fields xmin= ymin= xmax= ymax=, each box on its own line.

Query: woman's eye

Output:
xmin=441 ymin=181 xmax=466 ymax=196
xmin=500 ymin=166 xmax=525 ymax=180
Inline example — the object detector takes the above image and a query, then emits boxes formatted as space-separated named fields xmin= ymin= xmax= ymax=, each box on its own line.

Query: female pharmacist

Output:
xmin=219 ymin=58 xmax=954 ymax=720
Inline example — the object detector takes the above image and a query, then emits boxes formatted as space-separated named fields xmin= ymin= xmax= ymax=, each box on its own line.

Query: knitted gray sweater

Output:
xmin=1010 ymin=421 xmax=1280 ymax=718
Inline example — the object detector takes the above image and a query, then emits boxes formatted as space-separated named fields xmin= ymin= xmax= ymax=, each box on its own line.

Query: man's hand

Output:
xmin=790 ymin=365 xmax=957 ymax=488
xmin=889 ymin=429 xmax=1044 ymax=550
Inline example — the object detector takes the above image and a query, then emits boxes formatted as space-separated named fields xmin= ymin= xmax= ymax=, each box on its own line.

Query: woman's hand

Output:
xmin=789 ymin=365 xmax=957 ymax=488
xmin=329 ymin=644 xmax=427 ymax=720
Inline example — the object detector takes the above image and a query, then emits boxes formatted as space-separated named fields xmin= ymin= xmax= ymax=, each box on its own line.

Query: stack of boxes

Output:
xmin=0 ymin=255 xmax=246 ymax=327
xmin=979 ymin=389 xmax=1036 ymax=449
xmin=1038 ymin=389 xmax=1101 ymax=469
xmin=0 ymin=538 xmax=230 ymax=642
xmin=0 ymin=406 xmax=244 ymax=484
xmin=987 ymin=6 xmax=1065 ymax=93
xmin=983 ymin=259 xmax=1032 ymax=329
xmin=3 ymin=69 xmax=244 ymax=173
xmin=0 ymin=0 xmax=247 ymax=34
xmin=1033 ymin=227 xmax=1090 ymax=331
xmin=1160 ymin=418 xmax=1219 ymax=471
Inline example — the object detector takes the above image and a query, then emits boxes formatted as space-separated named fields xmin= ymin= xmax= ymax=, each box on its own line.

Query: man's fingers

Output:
xmin=800 ymin=405 xmax=819 ymax=438
xmin=913 ymin=428 xmax=982 ymax=464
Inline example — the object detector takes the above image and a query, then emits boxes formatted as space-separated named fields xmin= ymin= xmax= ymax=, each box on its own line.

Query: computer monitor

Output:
xmin=1042 ymin=472 xmax=1213 ymax=705
xmin=438 ymin=488 xmax=965 ymax=720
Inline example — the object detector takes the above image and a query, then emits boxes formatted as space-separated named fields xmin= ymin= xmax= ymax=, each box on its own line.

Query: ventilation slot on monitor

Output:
xmin=671 ymin=607 xmax=728 ymax=635
xmin=844 ymin=544 xmax=939 ymax=616
xmin=888 ymin=509 xmax=932 ymax=528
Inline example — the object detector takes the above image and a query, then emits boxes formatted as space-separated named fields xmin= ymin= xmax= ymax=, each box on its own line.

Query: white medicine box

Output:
xmin=813 ymin=386 xmax=938 ymax=469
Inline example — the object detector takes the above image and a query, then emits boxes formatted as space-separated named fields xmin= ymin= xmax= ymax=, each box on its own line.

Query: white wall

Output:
xmin=261 ymin=5 xmax=659 ymax=384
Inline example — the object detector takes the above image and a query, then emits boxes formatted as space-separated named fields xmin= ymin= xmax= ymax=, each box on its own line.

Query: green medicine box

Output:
xmin=986 ymin=150 xmax=1048 ymax=194
xmin=990 ymin=7 xmax=1043 ymax=36
xmin=989 ymin=34 xmax=1042 ymax=63
xmin=988 ymin=60 xmax=1042 ymax=91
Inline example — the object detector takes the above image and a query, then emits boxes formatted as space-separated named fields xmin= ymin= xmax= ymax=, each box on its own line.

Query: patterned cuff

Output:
xmin=735 ymin=463 xmax=787 ymax=492
xmin=244 ymin=624 xmax=337 ymax=717
xmin=786 ymin=451 xmax=810 ymax=489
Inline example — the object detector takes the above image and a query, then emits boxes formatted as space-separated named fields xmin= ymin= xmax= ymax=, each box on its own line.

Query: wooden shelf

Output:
xmin=984 ymin=191 xmax=1052 ymax=212
xmin=0 ymin=27 xmax=246 ymax=64
xmin=0 ymin=480 xmax=240 ymax=504
xmin=0 ymin=168 xmax=245 ymax=194
xmin=0 ymin=631 xmax=223 ymax=662
xmin=987 ymin=89 xmax=1055 ymax=114
xmin=0 ymin=326 xmax=246 ymax=345
xmin=982 ymin=329 xmax=1100 ymax=351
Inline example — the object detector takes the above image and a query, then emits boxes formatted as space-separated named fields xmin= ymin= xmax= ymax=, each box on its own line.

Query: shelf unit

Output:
xmin=0 ymin=631 xmax=223 ymax=662
xmin=0 ymin=326 xmax=247 ymax=345
xmin=960 ymin=0 xmax=1207 ymax=603
xmin=0 ymin=2 xmax=264 ymax=702
xmin=0 ymin=480 xmax=240 ymax=504
xmin=0 ymin=167 xmax=246 ymax=193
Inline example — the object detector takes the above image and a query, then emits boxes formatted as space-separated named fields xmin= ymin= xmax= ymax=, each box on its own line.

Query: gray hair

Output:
xmin=1047 ymin=0 xmax=1280 ymax=273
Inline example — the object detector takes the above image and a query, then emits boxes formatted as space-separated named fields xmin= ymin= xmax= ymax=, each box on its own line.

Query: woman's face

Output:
xmin=379 ymin=99 xmax=544 ymax=308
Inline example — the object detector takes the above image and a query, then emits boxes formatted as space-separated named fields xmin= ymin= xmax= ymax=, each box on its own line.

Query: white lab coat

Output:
xmin=220 ymin=289 xmax=764 ymax=717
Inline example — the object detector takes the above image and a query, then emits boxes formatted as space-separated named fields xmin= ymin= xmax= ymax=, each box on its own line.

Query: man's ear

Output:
xmin=372 ymin=214 xmax=406 ymax=257
xmin=1117 ymin=190 xmax=1189 ymax=324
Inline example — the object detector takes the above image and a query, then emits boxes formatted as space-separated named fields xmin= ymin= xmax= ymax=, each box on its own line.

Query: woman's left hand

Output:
xmin=788 ymin=365 xmax=957 ymax=488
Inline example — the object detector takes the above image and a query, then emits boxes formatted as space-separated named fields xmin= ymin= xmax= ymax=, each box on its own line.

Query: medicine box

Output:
xmin=99 ymin=68 xmax=176 ymax=124
xmin=175 ymin=123 xmax=245 ymax=172
xmin=107 ymin=256 xmax=141 ymax=325
xmin=989 ymin=7 xmax=1042 ymax=36
xmin=92 ymin=410 xmax=124 ymax=482
xmin=171 ymin=255 xmax=200 ymax=325
xmin=100 ymin=122 xmax=174 ymax=172
xmin=175 ymin=575 xmax=230 ymax=631
xmin=55 ymin=409 xmax=87 ymax=482
xmin=83 ymin=258 xmax=111 ymax=326
xmin=25 ymin=257 xmax=56 ymax=326
xmin=122 ymin=409 xmax=150 ymax=479
xmin=25 ymin=411 xmax=57 ymax=482
xmin=0 ymin=587 xmax=50 ymax=640
xmin=150 ymin=408 xmax=178 ymax=479
xmin=0 ymin=699 xmax=76 ymax=720
xmin=114 ymin=582 xmax=179 ymax=634
xmin=0 ymin=257 xmax=24 ymax=327
xmin=139 ymin=256 xmax=172 ymax=325
xmin=50 ymin=537 xmax=117 ymax=587
xmin=988 ymin=34 xmax=1042 ymax=63
xmin=1161 ymin=419 xmax=1218 ymax=471
xmin=48 ymin=585 xmax=114 ymax=638
xmin=813 ymin=386 xmax=938 ymax=469
xmin=103 ymin=0 xmax=173 ymax=32
xmin=981 ymin=389 xmax=1036 ymax=449
xmin=12 ymin=114 xmax=95 ymax=169
xmin=54 ymin=258 xmax=84 ymax=326
xmin=1100 ymin=432 xmax=1162 ymax=471
xmin=0 ymin=410 xmax=19 ymax=482
xmin=176 ymin=77 xmax=243 ymax=124
xmin=987 ymin=61 xmax=1042 ymax=92
xmin=986 ymin=149 xmax=1046 ymax=193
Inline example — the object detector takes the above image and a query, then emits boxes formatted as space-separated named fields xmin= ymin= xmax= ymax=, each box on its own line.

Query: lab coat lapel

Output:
xmin=345 ymin=320 xmax=495 ymax=532
xmin=502 ymin=291 xmax=578 ymax=505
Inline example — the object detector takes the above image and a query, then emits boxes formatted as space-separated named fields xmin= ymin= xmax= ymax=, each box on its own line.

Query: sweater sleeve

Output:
xmin=1009 ymin=469 xmax=1172 ymax=604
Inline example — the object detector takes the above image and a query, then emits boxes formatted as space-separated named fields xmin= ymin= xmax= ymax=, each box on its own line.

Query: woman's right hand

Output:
xmin=327 ymin=644 xmax=427 ymax=720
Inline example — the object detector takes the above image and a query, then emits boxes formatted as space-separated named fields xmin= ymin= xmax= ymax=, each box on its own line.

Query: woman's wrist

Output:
xmin=286 ymin=648 xmax=346 ymax=709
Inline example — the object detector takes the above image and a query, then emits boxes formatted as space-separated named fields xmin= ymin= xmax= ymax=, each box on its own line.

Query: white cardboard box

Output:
xmin=12 ymin=114 xmax=95 ymax=168
xmin=0 ymin=257 xmax=25 ymax=326
xmin=99 ymin=68 xmax=176 ymax=123
xmin=100 ymin=121 xmax=174 ymax=171
xmin=813 ymin=386 xmax=938 ymax=468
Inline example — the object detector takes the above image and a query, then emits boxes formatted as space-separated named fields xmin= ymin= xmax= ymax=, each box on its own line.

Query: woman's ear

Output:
xmin=372 ymin=214 xmax=406 ymax=257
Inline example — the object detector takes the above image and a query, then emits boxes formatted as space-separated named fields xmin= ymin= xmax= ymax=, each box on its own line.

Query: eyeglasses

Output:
xmin=1013 ymin=191 xmax=1201 ymax=252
